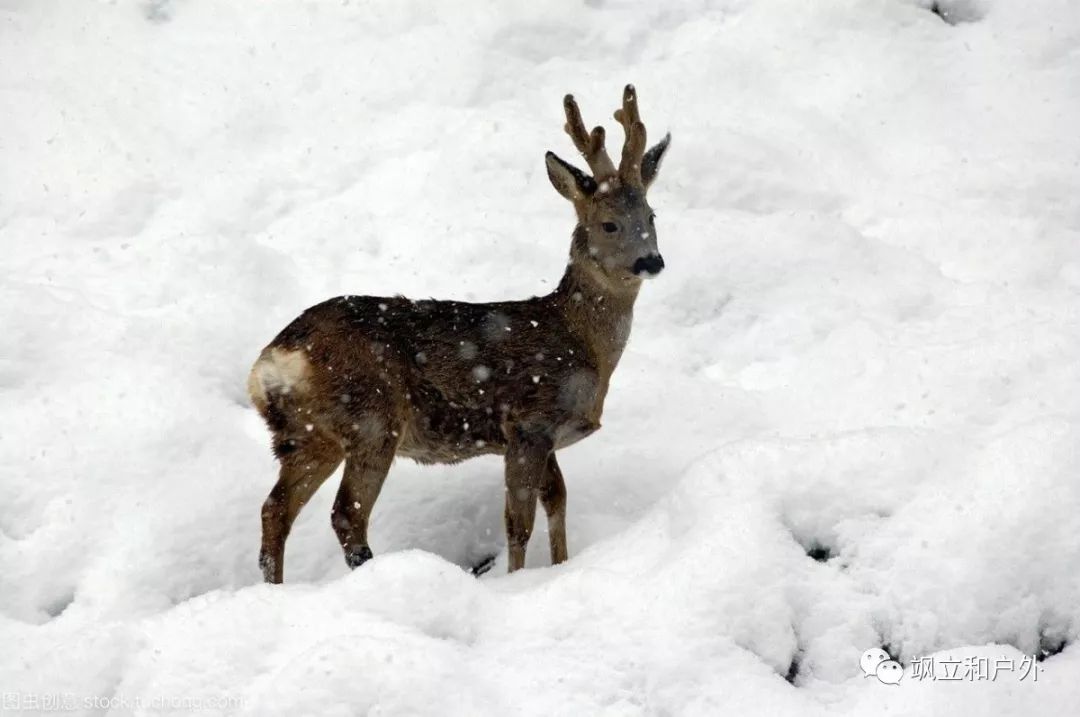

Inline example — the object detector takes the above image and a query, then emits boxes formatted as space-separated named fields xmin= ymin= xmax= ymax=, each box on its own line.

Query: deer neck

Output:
xmin=551 ymin=226 xmax=642 ymax=379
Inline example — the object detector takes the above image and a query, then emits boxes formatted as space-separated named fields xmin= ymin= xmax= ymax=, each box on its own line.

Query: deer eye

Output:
xmin=601 ymin=222 xmax=618 ymax=234
xmin=649 ymin=213 xmax=656 ymax=224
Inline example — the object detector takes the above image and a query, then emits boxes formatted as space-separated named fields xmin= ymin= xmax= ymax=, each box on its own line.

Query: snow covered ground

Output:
xmin=2 ymin=0 xmax=1079 ymax=714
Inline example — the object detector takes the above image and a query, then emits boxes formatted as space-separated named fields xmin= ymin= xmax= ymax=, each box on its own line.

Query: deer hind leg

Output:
xmin=503 ymin=427 xmax=554 ymax=572
xmin=540 ymin=454 xmax=568 ymax=566
xmin=260 ymin=432 xmax=344 ymax=584
xmin=331 ymin=428 xmax=398 ymax=570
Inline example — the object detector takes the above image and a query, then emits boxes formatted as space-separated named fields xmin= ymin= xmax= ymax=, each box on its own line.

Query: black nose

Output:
xmin=632 ymin=254 xmax=665 ymax=276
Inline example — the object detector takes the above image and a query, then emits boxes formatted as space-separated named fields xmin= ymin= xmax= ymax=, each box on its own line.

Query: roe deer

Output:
xmin=249 ymin=85 xmax=670 ymax=582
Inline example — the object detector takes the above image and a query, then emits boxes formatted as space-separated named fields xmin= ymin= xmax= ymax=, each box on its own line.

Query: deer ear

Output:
xmin=641 ymin=133 xmax=671 ymax=189
xmin=545 ymin=152 xmax=597 ymax=201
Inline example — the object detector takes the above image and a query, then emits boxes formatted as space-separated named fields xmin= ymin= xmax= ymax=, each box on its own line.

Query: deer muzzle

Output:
xmin=632 ymin=253 xmax=665 ymax=278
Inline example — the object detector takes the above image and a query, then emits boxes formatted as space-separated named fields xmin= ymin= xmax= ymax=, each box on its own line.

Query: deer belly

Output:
xmin=397 ymin=407 xmax=504 ymax=465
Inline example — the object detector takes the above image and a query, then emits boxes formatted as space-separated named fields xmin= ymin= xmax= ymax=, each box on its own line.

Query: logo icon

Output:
xmin=860 ymin=648 xmax=904 ymax=685
xmin=876 ymin=660 xmax=904 ymax=684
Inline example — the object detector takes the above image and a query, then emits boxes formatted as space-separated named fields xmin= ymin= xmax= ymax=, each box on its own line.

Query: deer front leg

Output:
xmin=540 ymin=454 xmax=568 ymax=565
xmin=503 ymin=428 xmax=553 ymax=572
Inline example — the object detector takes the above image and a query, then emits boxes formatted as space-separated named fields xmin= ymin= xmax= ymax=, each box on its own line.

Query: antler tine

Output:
xmin=614 ymin=84 xmax=647 ymax=184
xmin=563 ymin=94 xmax=616 ymax=179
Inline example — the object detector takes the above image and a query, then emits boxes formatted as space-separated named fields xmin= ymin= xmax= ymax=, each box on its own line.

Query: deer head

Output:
xmin=545 ymin=84 xmax=671 ymax=285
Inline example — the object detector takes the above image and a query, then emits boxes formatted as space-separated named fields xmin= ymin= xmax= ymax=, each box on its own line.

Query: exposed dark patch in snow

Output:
xmin=928 ymin=0 xmax=985 ymax=25
xmin=1037 ymin=633 xmax=1068 ymax=662
xmin=44 ymin=591 xmax=75 ymax=619
xmin=784 ymin=652 xmax=802 ymax=685
xmin=805 ymin=541 xmax=833 ymax=564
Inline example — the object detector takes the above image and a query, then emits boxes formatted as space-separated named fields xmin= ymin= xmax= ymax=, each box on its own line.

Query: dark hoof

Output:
xmin=470 ymin=553 xmax=497 ymax=577
xmin=345 ymin=546 xmax=374 ymax=569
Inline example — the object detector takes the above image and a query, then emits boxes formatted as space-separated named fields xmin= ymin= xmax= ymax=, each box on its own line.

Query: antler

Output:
xmin=563 ymin=94 xmax=616 ymax=180
xmin=614 ymin=84 xmax=647 ymax=185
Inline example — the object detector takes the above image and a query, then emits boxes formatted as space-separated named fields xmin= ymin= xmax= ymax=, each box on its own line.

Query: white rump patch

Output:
xmin=247 ymin=348 xmax=313 ymax=406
